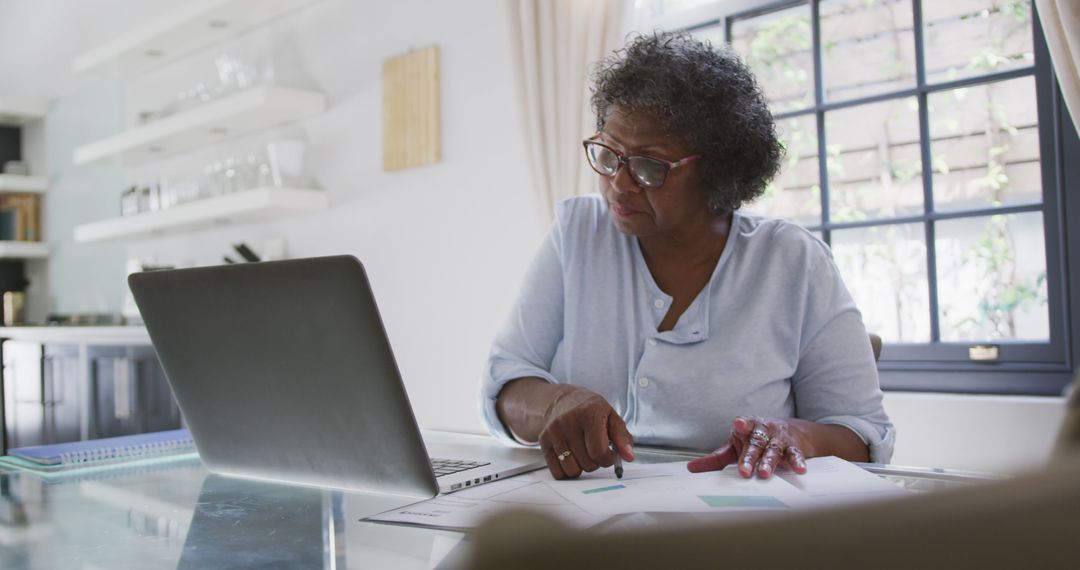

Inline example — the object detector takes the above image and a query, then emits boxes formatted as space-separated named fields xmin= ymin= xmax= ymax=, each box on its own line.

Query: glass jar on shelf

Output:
xmin=120 ymin=187 xmax=140 ymax=217
xmin=265 ymin=140 xmax=309 ymax=188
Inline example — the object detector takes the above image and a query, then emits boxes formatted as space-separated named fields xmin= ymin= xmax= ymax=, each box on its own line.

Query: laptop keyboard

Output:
xmin=431 ymin=458 xmax=491 ymax=478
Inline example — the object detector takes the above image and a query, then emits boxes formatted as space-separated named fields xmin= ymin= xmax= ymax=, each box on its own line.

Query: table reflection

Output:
xmin=177 ymin=474 xmax=332 ymax=569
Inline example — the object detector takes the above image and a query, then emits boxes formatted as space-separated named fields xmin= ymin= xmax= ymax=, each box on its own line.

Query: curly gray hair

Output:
xmin=591 ymin=32 xmax=783 ymax=213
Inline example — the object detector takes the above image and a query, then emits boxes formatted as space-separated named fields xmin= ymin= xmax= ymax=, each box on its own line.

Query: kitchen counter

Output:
xmin=0 ymin=326 xmax=151 ymax=345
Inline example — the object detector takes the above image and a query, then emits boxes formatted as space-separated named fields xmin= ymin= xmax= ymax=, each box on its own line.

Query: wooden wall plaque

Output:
xmin=382 ymin=46 xmax=441 ymax=171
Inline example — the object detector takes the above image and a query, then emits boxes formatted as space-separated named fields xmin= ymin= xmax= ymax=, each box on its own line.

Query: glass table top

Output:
xmin=0 ymin=444 xmax=994 ymax=569
xmin=0 ymin=455 xmax=468 ymax=569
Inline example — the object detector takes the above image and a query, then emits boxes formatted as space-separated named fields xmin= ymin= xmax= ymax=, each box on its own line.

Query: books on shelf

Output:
xmin=0 ymin=192 xmax=40 ymax=242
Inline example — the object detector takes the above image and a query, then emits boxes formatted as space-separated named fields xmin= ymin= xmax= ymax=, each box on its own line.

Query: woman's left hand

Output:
xmin=686 ymin=416 xmax=810 ymax=479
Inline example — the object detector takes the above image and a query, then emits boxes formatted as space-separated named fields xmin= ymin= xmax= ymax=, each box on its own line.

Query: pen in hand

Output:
xmin=613 ymin=445 xmax=623 ymax=479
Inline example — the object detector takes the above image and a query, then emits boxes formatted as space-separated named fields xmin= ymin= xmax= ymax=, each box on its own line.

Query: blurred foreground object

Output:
xmin=469 ymin=379 xmax=1080 ymax=569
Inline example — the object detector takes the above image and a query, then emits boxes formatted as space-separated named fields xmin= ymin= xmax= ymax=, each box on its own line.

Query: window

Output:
xmin=638 ymin=0 xmax=1077 ymax=395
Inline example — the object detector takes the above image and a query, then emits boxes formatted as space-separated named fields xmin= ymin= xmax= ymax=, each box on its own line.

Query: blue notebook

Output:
xmin=9 ymin=429 xmax=194 ymax=466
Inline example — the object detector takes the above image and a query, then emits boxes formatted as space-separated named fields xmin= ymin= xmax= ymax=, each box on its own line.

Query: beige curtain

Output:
xmin=1036 ymin=0 xmax=1080 ymax=133
xmin=509 ymin=0 xmax=630 ymax=222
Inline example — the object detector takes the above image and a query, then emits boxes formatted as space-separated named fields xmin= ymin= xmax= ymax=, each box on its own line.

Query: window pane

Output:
xmin=923 ymin=0 xmax=1035 ymax=85
xmin=730 ymin=4 xmax=814 ymax=113
xmin=929 ymin=76 xmax=1041 ymax=211
xmin=936 ymin=212 xmax=1048 ymax=342
xmin=745 ymin=114 xmax=821 ymax=224
xmin=690 ymin=23 xmax=724 ymax=48
xmin=820 ymin=0 xmax=916 ymax=102
xmin=832 ymin=223 xmax=931 ymax=343
xmin=825 ymin=97 xmax=923 ymax=222
xmin=647 ymin=0 xmax=717 ymax=18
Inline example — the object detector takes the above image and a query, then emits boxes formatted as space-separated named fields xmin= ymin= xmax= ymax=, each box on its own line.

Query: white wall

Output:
xmin=0 ymin=0 xmax=1070 ymax=475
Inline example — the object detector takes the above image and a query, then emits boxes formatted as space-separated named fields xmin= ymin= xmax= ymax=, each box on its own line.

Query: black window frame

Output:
xmin=665 ymin=0 xmax=1078 ymax=395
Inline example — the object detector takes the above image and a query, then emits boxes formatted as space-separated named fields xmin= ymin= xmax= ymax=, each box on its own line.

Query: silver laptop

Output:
xmin=128 ymin=255 xmax=542 ymax=500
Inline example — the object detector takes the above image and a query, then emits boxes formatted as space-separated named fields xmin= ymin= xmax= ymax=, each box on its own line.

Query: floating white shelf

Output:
xmin=72 ymin=85 xmax=325 ymax=166
xmin=0 ymin=175 xmax=47 ymax=194
xmin=0 ymin=326 xmax=150 ymax=345
xmin=0 ymin=98 xmax=47 ymax=126
xmin=72 ymin=0 xmax=321 ymax=76
xmin=73 ymin=186 xmax=327 ymax=243
xmin=0 ymin=241 xmax=49 ymax=259
xmin=73 ymin=85 xmax=324 ymax=166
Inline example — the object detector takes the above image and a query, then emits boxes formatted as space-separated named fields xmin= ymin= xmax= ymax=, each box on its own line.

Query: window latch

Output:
xmin=968 ymin=345 xmax=1000 ymax=361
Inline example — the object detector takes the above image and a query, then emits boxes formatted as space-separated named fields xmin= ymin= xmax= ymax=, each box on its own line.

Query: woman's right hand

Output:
xmin=538 ymin=387 xmax=635 ymax=479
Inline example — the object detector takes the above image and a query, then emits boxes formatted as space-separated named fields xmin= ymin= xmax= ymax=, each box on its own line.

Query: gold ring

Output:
xmin=557 ymin=450 xmax=572 ymax=462
xmin=751 ymin=430 xmax=770 ymax=444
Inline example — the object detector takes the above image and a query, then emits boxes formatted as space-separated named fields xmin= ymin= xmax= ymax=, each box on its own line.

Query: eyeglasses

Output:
xmin=582 ymin=136 xmax=700 ymax=189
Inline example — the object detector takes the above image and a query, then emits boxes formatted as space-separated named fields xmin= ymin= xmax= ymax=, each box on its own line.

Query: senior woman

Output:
xmin=481 ymin=32 xmax=894 ymax=480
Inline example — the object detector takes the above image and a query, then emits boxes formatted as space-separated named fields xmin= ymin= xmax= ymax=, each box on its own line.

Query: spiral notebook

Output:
xmin=8 ymin=429 xmax=194 ymax=467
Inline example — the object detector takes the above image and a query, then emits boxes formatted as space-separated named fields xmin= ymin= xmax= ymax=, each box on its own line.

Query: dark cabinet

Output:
xmin=2 ymin=342 xmax=80 ymax=449
xmin=89 ymin=345 xmax=180 ymax=439
xmin=1 ymin=340 xmax=180 ymax=453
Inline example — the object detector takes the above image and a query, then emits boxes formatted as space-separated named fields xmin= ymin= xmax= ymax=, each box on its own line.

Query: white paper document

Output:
xmin=544 ymin=464 xmax=811 ymax=517
xmin=367 ymin=457 xmax=909 ymax=530
xmin=367 ymin=473 xmax=604 ymax=530
xmin=778 ymin=456 xmax=910 ymax=505
xmin=544 ymin=457 xmax=909 ymax=517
